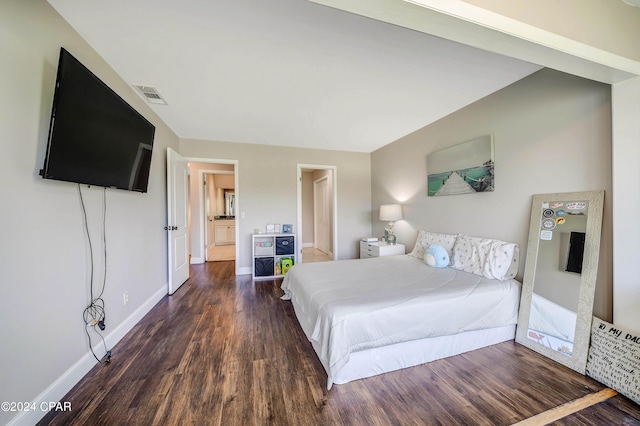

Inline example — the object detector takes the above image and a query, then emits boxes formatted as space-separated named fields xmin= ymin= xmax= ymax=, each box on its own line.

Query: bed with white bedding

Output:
xmin=281 ymin=231 xmax=521 ymax=388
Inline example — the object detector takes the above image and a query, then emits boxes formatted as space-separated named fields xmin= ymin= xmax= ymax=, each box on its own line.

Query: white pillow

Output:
xmin=450 ymin=234 xmax=519 ymax=281
xmin=504 ymin=245 xmax=519 ymax=280
xmin=409 ymin=230 xmax=458 ymax=260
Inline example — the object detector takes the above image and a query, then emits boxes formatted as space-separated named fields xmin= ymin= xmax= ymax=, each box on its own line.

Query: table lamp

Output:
xmin=379 ymin=204 xmax=402 ymax=244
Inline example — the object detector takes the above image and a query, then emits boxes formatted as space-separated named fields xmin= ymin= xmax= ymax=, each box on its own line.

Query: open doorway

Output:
xmin=187 ymin=161 xmax=238 ymax=267
xmin=203 ymin=170 xmax=235 ymax=262
xmin=297 ymin=164 xmax=337 ymax=263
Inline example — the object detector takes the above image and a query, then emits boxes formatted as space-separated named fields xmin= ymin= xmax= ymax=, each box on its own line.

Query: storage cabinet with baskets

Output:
xmin=252 ymin=234 xmax=296 ymax=280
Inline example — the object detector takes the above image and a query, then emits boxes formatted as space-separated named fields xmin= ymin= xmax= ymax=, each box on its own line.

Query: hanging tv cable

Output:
xmin=79 ymin=185 xmax=111 ymax=364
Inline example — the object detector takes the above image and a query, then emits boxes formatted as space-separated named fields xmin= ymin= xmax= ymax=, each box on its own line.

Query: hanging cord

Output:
xmin=79 ymin=185 xmax=111 ymax=364
xmin=99 ymin=187 xmax=107 ymax=300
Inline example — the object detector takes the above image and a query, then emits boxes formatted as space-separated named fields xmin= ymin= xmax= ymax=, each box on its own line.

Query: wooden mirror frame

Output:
xmin=515 ymin=190 xmax=604 ymax=374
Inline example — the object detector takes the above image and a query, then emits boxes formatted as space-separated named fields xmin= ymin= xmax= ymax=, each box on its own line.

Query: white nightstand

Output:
xmin=360 ymin=240 xmax=406 ymax=259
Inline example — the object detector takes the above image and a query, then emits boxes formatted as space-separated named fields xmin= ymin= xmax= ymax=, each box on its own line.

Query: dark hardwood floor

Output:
xmin=39 ymin=262 xmax=640 ymax=425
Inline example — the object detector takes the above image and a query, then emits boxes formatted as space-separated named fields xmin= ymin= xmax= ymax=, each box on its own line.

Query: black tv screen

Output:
xmin=40 ymin=48 xmax=155 ymax=192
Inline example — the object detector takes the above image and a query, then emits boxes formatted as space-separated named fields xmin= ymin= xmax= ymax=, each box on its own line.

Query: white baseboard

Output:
xmin=190 ymin=256 xmax=204 ymax=264
xmin=9 ymin=286 xmax=167 ymax=426
xmin=237 ymin=266 xmax=252 ymax=275
xmin=302 ymin=242 xmax=314 ymax=248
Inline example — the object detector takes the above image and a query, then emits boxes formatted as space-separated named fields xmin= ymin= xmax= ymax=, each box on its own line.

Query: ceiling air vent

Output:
xmin=134 ymin=85 xmax=167 ymax=105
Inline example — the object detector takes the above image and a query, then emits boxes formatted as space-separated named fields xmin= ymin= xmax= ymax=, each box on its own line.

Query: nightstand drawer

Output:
xmin=360 ymin=241 xmax=380 ymax=258
xmin=360 ymin=241 xmax=405 ymax=258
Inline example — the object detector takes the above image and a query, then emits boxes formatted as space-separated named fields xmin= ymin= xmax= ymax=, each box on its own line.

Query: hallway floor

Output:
xmin=207 ymin=244 xmax=235 ymax=261
xmin=302 ymin=247 xmax=331 ymax=263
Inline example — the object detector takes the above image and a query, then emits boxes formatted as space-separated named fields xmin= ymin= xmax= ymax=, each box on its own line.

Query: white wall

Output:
xmin=0 ymin=2 xmax=179 ymax=424
xmin=180 ymin=139 xmax=371 ymax=269
xmin=371 ymin=69 xmax=613 ymax=320
xmin=612 ymin=76 xmax=640 ymax=331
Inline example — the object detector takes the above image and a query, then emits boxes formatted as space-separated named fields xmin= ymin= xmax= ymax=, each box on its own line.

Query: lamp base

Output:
xmin=384 ymin=222 xmax=396 ymax=244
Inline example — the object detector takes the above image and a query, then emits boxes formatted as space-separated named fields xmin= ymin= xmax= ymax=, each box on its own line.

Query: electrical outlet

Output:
xmin=123 ymin=292 xmax=129 ymax=306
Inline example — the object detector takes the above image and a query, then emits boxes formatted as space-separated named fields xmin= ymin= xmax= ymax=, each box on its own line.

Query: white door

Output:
xmin=314 ymin=176 xmax=331 ymax=255
xmin=167 ymin=148 xmax=189 ymax=294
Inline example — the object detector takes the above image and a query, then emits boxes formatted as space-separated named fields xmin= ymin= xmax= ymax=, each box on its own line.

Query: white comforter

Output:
xmin=281 ymin=255 xmax=520 ymax=387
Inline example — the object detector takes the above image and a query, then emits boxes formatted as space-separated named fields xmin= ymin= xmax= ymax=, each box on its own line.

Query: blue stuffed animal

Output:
xmin=423 ymin=244 xmax=450 ymax=268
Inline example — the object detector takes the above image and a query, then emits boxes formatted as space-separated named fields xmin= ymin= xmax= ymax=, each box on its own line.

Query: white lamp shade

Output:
xmin=379 ymin=204 xmax=402 ymax=222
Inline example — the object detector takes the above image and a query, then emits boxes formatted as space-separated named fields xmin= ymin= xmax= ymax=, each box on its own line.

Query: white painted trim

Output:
xmin=190 ymin=256 xmax=205 ymax=264
xmin=185 ymin=157 xmax=240 ymax=275
xmin=302 ymin=242 xmax=314 ymax=248
xmin=9 ymin=286 xmax=167 ymax=426
xmin=237 ymin=266 xmax=252 ymax=275
xmin=297 ymin=164 xmax=338 ymax=261
xmin=612 ymin=76 xmax=640 ymax=330
xmin=197 ymin=169 xmax=234 ymax=263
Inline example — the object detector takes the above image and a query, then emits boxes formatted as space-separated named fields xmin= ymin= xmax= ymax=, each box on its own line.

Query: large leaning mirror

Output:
xmin=516 ymin=190 xmax=604 ymax=374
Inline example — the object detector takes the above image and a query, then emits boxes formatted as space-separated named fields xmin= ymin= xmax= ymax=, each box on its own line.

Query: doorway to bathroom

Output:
xmin=203 ymin=170 xmax=235 ymax=261
xmin=187 ymin=161 xmax=238 ymax=266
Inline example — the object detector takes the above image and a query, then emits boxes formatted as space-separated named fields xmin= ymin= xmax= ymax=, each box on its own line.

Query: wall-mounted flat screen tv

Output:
xmin=40 ymin=48 xmax=155 ymax=192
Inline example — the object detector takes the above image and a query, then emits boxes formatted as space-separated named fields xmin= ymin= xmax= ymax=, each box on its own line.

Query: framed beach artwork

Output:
xmin=427 ymin=135 xmax=495 ymax=197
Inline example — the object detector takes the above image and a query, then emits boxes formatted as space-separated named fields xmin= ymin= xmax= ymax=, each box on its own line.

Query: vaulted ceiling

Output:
xmin=46 ymin=0 xmax=544 ymax=152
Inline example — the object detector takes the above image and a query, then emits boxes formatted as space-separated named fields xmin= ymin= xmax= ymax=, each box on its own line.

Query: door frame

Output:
xmin=169 ymin=155 xmax=240 ymax=276
xmin=297 ymin=164 xmax=338 ymax=261
xmin=199 ymin=169 xmax=235 ymax=262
